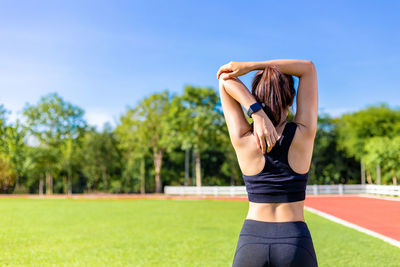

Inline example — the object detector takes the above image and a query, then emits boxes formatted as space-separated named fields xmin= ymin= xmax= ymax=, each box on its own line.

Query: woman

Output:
xmin=217 ymin=59 xmax=318 ymax=267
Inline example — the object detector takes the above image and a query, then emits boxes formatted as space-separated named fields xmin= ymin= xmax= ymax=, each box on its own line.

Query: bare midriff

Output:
xmin=246 ymin=200 xmax=305 ymax=222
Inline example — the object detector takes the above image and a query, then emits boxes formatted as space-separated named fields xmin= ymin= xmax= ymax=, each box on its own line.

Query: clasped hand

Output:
xmin=217 ymin=61 xmax=279 ymax=153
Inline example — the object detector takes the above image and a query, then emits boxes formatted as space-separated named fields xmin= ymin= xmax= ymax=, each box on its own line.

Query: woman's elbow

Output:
xmin=308 ymin=61 xmax=316 ymax=72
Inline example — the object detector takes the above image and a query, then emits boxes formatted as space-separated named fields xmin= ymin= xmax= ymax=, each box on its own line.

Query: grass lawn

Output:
xmin=0 ymin=198 xmax=399 ymax=266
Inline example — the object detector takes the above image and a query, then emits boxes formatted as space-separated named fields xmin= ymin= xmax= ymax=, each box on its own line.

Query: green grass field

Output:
xmin=0 ymin=198 xmax=399 ymax=266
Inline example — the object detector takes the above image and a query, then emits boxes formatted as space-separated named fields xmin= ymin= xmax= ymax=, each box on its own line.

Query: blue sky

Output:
xmin=1 ymin=0 xmax=399 ymax=128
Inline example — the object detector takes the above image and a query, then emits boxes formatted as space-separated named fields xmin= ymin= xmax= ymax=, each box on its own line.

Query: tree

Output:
xmin=115 ymin=108 xmax=150 ymax=194
xmin=216 ymin=122 xmax=241 ymax=185
xmin=336 ymin=104 xmax=400 ymax=161
xmin=364 ymin=136 xmax=400 ymax=185
xmin=0 ymin=105 xmax=6 ymax=139
xmin=133 ymin=90 xmax=174 ymax=193
xmin=3 ymin=121 xmax=28 ymax=192
xmin=60 ymin=136 xmax=83 ymax=194
xmin=0 ymin=107 xmax=29 ymax=193
xmin=386 ymin=137 xmax=400 ymax=185
xmin=23 ymin=93 xmax=87 ymax=194
xmin=0 ymin=106 xmax=13 ymax=192
xmin=172 ymin=85 xmax=224 ymax=186
xmin=81 ymin=125 xmax=121 ymax=192
xmin=310 ymin=114 xmax=359 ymax=184
xmin=336 ymin=104 xmax=400 ymax=184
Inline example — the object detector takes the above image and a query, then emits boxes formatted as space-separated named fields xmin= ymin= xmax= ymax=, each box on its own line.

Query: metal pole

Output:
xmin=377 ymin=164 xmax=381 ymax=185
xmin=192 ymin=149 xmax=196 ymax=186
xmin=184 ymin=148 xmax=189 ymax=186
xmin=361 ymin=161 xmax=366 ymax=185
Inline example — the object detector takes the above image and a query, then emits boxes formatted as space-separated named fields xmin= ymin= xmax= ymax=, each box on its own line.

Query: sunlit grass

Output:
xmin=0 ymin=198 xmax=399 ymax=266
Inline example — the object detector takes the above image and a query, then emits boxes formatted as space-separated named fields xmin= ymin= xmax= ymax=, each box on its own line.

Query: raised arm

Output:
xmin=217 ymin=59 xmax=318 ymax=137
xmin=218 ymin=73 xmax=279 ymax=154
xmin=252 ymin=60 xmax=317 ymax=136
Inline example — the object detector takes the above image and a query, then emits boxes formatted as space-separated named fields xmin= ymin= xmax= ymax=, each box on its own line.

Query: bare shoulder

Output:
xmin=232 ymin=120 xmax=317 ymax=176
xmin=232 ymin=130 xmax=266 ymax=176
xmin=287 ymin=121 xmax=316 ymax=174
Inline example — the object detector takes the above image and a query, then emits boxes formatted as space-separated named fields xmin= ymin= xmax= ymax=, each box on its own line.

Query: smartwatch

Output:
xmin=247 ymin=102 xmax=264 ymax=118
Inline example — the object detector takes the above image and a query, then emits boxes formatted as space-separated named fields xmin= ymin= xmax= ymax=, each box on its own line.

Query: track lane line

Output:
xmin=304 ymin=206 xmax=400 ymax=248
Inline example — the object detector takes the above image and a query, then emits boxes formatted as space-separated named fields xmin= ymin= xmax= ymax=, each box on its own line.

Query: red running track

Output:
xmin=305 ymin=195 xmax=400 ymax=241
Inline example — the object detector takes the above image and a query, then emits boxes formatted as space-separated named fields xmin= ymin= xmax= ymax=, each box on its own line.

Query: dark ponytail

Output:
xmin=251 ymin=65 xmax=296 ymax=127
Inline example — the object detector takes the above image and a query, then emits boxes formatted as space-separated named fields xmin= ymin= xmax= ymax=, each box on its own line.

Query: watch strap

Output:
xmin=247 ymin=102 xmax=263 ymax=118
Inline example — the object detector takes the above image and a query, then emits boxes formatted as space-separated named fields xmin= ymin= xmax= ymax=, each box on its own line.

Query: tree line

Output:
xmin=0 ymin=87 xmax=399 ymax=194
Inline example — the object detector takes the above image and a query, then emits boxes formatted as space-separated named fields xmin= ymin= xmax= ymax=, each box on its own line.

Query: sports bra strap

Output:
xmin=274 ymin=122 xmax=298 ymax=164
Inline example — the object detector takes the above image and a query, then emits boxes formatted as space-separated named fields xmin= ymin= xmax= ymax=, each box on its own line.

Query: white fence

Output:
xmin=164 ymin=186 xmax=247 ymax=196
xmin=164 ymin=184 xmax=400 ymax=197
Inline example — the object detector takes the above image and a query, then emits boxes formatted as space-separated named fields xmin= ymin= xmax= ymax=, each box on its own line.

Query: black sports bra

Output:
xmin=243 ymin=121 xmax=309 ymax=203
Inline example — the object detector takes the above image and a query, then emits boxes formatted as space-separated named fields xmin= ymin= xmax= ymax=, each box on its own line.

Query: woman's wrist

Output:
xmin=252 ymin=109 xmax=268 ymax=121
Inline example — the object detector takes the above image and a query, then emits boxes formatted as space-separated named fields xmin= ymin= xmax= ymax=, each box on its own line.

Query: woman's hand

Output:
xmin=252 ymin=111 xmax=279 ymax=154
xmin=217 ymin=61 xmax=253 ymax=80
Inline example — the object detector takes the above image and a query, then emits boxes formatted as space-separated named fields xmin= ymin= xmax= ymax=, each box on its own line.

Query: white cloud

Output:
xmin=84 ymin=109 xmax=116 ymax=130
xmin=2 ymin=103 xmax=117 ymax=131
xmin=318 ymin=107 xmax=359 ymax=118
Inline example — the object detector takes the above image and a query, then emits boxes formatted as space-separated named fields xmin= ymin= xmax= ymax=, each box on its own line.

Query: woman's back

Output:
xmin=235 ymin=120 xmax=313 ymax=222
xmin=236 ymin=119 xmax=314 ymax=182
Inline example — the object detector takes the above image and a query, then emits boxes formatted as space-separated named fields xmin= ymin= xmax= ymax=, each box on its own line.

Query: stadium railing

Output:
xmin=164 ymin=184 xmax=400 ymax=197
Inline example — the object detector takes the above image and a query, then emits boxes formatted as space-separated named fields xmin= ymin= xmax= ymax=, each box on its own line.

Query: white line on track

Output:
xmin=355 ymin=194 xmax=400 ymax=202
xmin=304 ymin=206 xmax=400 ymax=248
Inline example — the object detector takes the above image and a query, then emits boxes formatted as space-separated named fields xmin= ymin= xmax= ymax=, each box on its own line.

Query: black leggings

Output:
xmin=232 ymin=219 xmax=318 ymax=267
